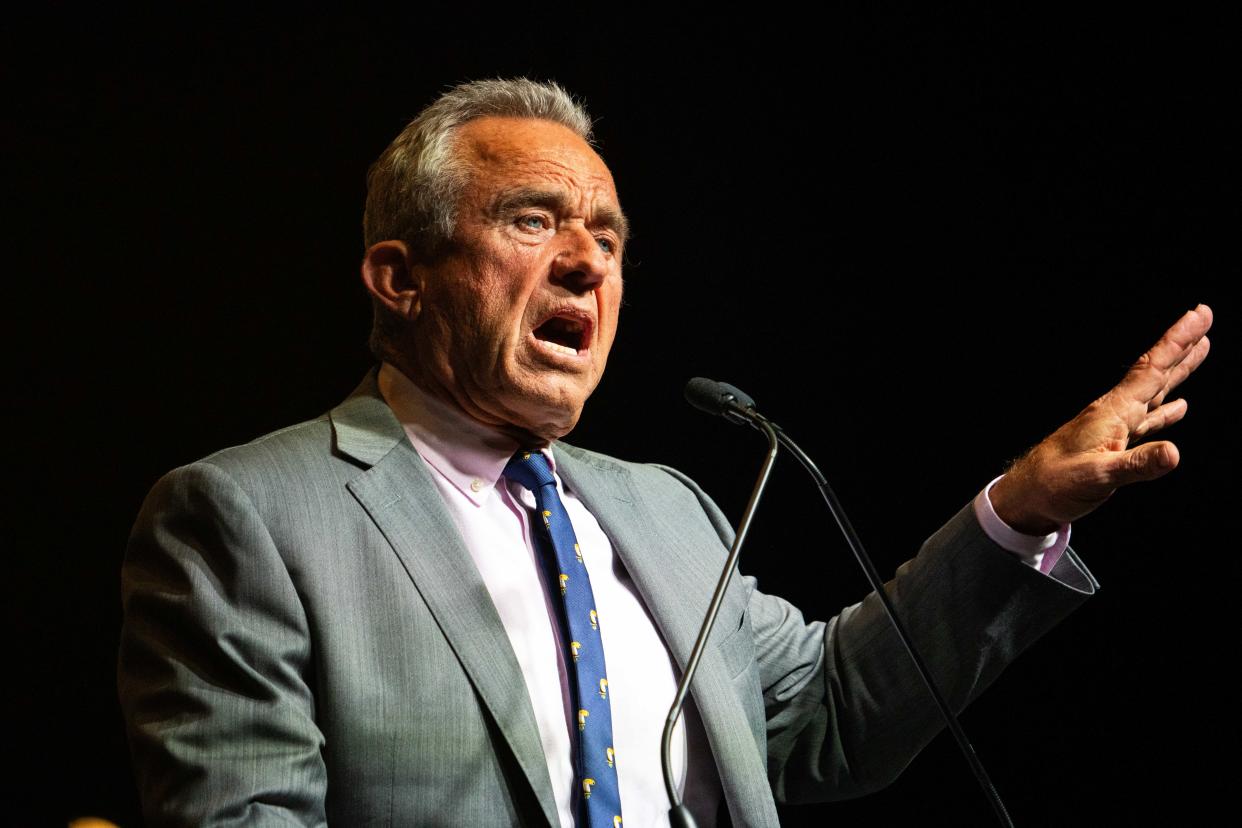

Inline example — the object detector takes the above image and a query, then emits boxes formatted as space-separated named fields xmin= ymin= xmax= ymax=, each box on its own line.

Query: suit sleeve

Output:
xmin=660 ymin=467 xmax=1096 ymax=803
xmin=118 ymin=461 xmax=328 ymax=827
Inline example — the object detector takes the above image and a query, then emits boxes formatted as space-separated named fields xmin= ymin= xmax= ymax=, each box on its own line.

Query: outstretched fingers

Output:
xmin=1148 ymin=334 xmax=1211 ymax=409
xmin=1147 ymin=304 xmax=1214 ymax=371
xmin=1118 ymin=305 xmax=1214 ymax=406
xmin=1132 ymin=398 xmax=1189 ymax=440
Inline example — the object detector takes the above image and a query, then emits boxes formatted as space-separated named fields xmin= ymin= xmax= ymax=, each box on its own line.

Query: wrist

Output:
xmin=989 ymin=473 xmax=1061 ymax=536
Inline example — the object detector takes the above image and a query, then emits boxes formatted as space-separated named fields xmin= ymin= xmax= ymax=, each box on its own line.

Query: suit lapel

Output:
xmin=330 ymin=370 xmax=559 ymax=828
xmin=554 ymin=445 xmax=779 ymax=827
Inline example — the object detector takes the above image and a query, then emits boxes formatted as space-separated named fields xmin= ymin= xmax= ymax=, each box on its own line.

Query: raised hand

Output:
xmin=988 ymin=304 xmax=1213 ymax=535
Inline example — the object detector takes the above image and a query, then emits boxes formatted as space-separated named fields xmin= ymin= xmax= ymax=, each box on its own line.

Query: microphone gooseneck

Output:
xmin=662 ymin=381 xmax=778 ymax=828
xmin=671 ymin=378 xmax=1016 ymax=828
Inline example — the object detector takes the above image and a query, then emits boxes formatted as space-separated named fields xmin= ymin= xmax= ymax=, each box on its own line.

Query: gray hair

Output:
xmin=362 ymin=78 xmax=594 ymax=360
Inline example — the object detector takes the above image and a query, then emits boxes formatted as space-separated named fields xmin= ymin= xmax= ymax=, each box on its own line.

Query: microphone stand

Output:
xmin=661 ymin=415 xmax=779 ymax=828
xmin=672 ymin=378 xmax=1016 ymax=828
xmin=772 ymin=424 xmax=1015 ymax=828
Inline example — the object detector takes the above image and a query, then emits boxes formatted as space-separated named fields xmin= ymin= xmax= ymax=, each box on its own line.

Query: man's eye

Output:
xmin=596 ymin=237 xmax=615 ymax=254
xmin=518 ymin=215 xmax=548 ymax=230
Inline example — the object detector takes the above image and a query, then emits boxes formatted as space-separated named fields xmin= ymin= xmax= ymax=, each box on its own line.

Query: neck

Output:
xmin=382 ymin=355 xmax=557 ymax=449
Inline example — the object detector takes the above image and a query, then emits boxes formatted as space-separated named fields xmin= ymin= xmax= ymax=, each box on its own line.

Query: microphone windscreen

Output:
xmin=684 ymin=377 xmax=726 ymax=415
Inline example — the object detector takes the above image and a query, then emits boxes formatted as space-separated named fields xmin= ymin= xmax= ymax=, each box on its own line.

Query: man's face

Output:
xmin=406 ymin=116 xmax=627 ymax=443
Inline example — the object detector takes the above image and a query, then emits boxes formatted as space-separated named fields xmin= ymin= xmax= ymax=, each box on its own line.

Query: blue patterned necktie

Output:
xmin=504 ymin=450 xmax=623 ymax=828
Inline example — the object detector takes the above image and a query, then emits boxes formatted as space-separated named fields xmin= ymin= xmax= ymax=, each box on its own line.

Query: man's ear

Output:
xmin=360 ymin=240 xmax=422 ymax=320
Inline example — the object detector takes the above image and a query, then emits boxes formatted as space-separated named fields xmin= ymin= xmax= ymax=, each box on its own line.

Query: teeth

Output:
xmin=540 ymin=339 xmax=579 ymax=356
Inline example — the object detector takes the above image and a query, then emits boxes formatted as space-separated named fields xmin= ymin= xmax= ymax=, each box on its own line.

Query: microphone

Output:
xmin=674 ymin=378 xmax=1017 ymax=828
xmin=661 ymin=379 xmax=779 ymax=828
xmin=683 ymin=377 xmax=760 ymax=426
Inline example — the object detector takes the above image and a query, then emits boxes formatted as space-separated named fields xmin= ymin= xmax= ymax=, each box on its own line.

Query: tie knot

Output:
xmin=504 ymin=450 xmax=557 ymax=493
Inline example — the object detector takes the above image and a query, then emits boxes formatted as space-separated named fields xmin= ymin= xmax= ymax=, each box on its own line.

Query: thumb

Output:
xmin=1110 ymin=441 xmax=1181 ymax=486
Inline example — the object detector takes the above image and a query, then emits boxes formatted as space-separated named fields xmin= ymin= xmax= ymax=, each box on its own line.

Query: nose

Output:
xmin=550 ymin=224 xmax=609 ymax=295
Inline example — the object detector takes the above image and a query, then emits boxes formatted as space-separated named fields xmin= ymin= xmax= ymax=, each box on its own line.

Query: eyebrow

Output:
xmin=491 ymin=187 xmax=630 ymax=246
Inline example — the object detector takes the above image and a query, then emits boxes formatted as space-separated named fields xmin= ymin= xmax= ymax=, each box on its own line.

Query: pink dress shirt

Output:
xmin=378 ymin=362 xmax=1071 ymax=826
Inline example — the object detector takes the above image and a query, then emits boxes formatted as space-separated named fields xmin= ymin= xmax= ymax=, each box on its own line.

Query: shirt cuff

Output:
xmin=973 ymin=475 xmax=1071 ymax=575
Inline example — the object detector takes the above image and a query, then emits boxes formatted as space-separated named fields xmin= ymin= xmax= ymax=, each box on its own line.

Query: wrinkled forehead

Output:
xmin=455 ymin=116 xmax=619 ymax=201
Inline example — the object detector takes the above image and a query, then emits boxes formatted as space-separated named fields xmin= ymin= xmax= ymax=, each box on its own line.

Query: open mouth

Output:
xmin=533 ymin=312 xmax=592 ymax=356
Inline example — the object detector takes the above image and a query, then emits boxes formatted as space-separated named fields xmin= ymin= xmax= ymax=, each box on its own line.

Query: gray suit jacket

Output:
xmin=119 ymin=369 xmax=1097 ymax=826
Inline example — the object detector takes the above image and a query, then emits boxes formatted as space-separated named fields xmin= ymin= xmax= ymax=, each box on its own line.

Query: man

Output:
xmin=118 ymin=79 xmax=1212 ymax=826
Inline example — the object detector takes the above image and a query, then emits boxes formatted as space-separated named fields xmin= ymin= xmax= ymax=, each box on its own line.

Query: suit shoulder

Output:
xmin=144 ymin=413 xmax=351 ymax=516
xmin=197 ymin=413 xmax=334 ymax=476
xmin=554 ymin=441 xmax=735 ymax=542
xmin=553 ymin=441 xmax=703 ymax=496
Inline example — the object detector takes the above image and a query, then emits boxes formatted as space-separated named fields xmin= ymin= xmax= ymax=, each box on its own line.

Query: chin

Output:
xmin=526 ymin=401 xmax=585 ymax=442
xmin=506 ymin=394 xmax=586 ymax=444
xmin=492 ymin=364 xmax=599 ymax=442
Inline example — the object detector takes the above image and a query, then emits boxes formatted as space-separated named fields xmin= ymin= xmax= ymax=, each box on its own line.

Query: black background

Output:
xmin=6 ymin=7 xmax=1238 ymax=826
